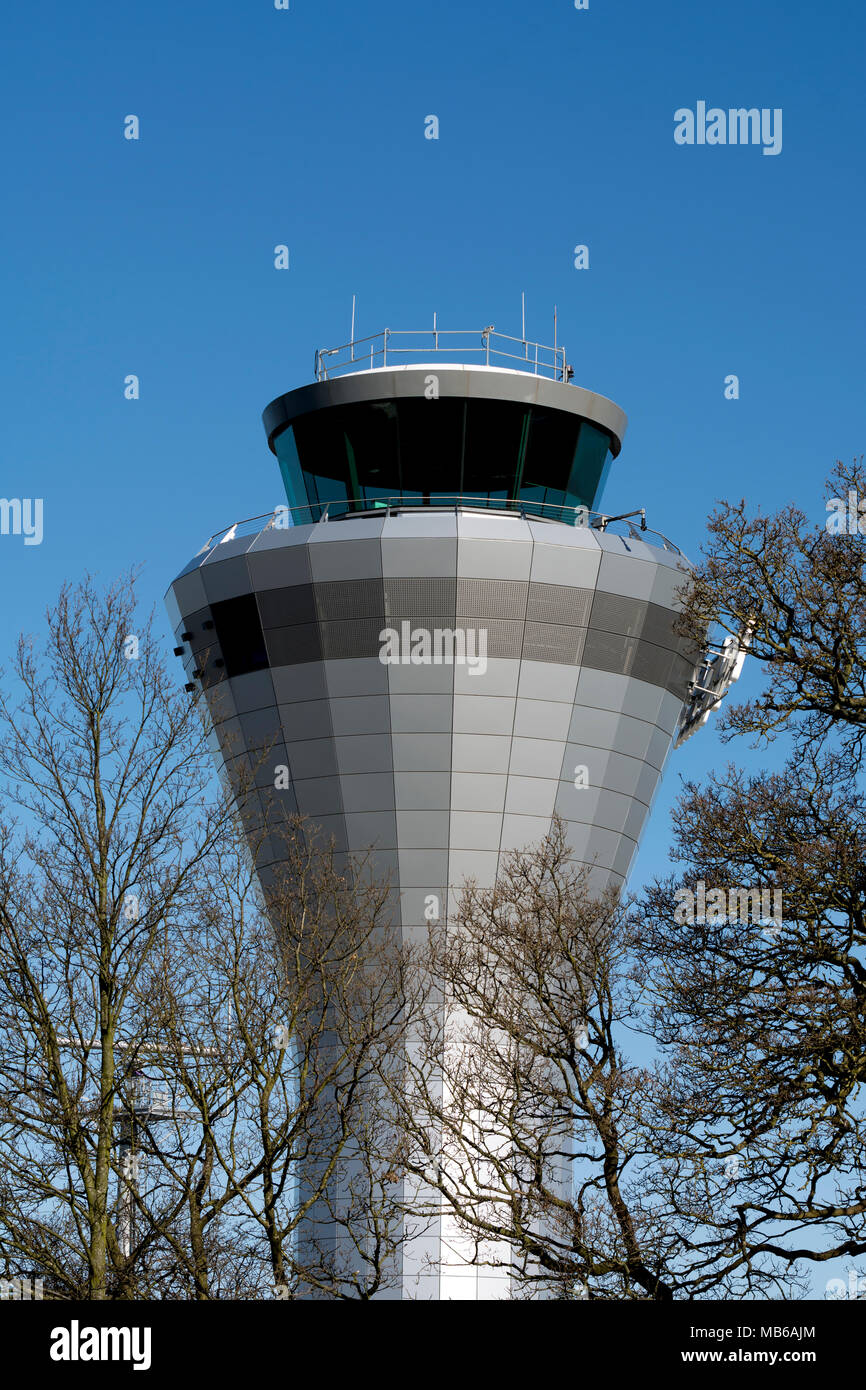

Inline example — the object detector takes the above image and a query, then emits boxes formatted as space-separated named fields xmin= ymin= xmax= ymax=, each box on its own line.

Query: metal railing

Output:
xmin=195 ymin=500 xmax=683 ymax=557
xmin=314 ymin=327 xmax=571 ymax=383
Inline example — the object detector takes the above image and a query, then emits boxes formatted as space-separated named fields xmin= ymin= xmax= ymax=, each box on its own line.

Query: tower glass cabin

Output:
xmin=264 ymin=328 xmax=622 ymax=523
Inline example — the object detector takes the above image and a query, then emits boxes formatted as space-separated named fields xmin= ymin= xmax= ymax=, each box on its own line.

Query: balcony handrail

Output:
xmin=195 ymin=499 xmax=683 ymax=557
xmin=314 ymin=327 xmax=571 ymax=384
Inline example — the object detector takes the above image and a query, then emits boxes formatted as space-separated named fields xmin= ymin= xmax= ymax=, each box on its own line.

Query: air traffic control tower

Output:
xmin=166 ymin=325 xmax=722 ymax=1299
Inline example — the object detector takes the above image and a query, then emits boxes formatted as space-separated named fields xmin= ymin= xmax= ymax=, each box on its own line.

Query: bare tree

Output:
xmin=126 ymin=814 xmax=421 ymax=1301
xmin=638 ymin=755 xmax=866 ymax=1293
xmin=0 ymin=574 xmax=228 ymax=1298
xmin=392 ymin=819 xmax=683 ymax=1300
xmin=679 ymin=457 xmax=866 ymax=760
xmin=384 ymin=770 xmax=866 ymax=1302
xmin=0 ymin=576 xmax=418 ymax=1302
xmin=637 ymin=461 xmax=866 ymax=1295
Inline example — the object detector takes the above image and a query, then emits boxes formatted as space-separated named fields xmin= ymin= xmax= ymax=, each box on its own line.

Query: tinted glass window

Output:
xmin=460 ymin=398 xmax=527 ymax=504
xmin=569 ymin=422 xmax=612 ymax=506
xmin=210 ymin=595 xmax=269 ymax=677
xmin=274 ymin=397 xmax=612 ymax=521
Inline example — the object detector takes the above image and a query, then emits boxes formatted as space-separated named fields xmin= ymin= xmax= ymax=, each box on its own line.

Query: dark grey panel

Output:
xmin=257 ymin=584 xmax=317 ymax=629
xmin=329 ymin=694 xmax=391 ymax=736
xmin=333 ymin=732 xmax=393 ymax=775
xmin=211 ymin=716 xmax=245 ymax=756
xmin=582 ymin=629 xmax=636 ymax=676
xmin=223 ymin=752 xmax=254 ymax=797
xmin=250 ymin=746 xmax=290 ymax=788
xmin=345 ymin=810 xmax=399 ymax=848
xmin=204 ymin=689 xmax=237 ymax=733
xmin=324 ymin=659 xmax=390 ymax=696
xmin=641 ymin=602 xmax=680 ymax=651
xmin=285 ymin=737 xmax=340 ymax=779
xmin=247 ymin=542 xmax=313 ymax=591
xmin=228 ymin=669 xmax=276 ymax=714
xmin=666 ymin=653 xmax=694 ymax=698
xmin=239 ymin=707 xmax=284 ymax=750
xmin=676 ymin=633 xmax=705 ymax=667
xmin=278 ymin=699 xmax=334 ymax=741
xmin=181 ymin=567 xmax=698 ymax=694
xmin=180 ymin=606 xmax=217 ymax=656
xmin=319 ymin=617 xmax=389 ymax=661
xmin=313 ymin=577 xmax=384 ymax=621
xmin=526 ymin=583 xmax=594 ymax=627
xmin=265 ymin=623 xmax=323 ymax=666
xmin=302 ymin=814 xmax=349 ymax=852
xmin=581 ymin=630 xmax=688 ymax=692
xmin=201 ymin=554 xmax=252 ymax=604
xmin=590 ymin=591 xmax=649 ymax=639
xmin=271 ymin=662 xmax=330 ymax=702
xmin=339 ymin=772 xmax=396 ymax=812
xmin=237 ymin=792 xmax=265 ymax=834
xmin=258 ymin=784 xmax=299 ymax=823
xmin=631 ymin=641 xmax=676 ymax=688
xmin=198 ymin=651 xmax=228 ymax=687
xmin=291 ymin=775 xmax=344 ymax=817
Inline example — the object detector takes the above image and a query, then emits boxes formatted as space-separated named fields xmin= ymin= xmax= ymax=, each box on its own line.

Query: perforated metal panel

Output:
xmin=590 ymin=591 xmax=649 ymax=639
xmin=314 ymin=577 xmax=384 ymax=621
xmin=523 ymin=622 xmax=588 ymax=665
xmin=631 ymin=641 xmax=676 ymax=689
xmin=475 ymin=618 xmax=525 ymax=660
xmin=319 ymin=617 xmax=389 ymax=661
xmin=456 ymin=577 xmax=528 ymax=620
xmin=384 ymin=576 xmax=457 ymax=619
xmin=526 ymin=582 xmax=594 ymax=627
xmin=641 ymin=602 xmax=680 ymax=652
xmin=582 ymin=629 xmax=636 ymax=675
xmin=225 ymin=576 xmax=695 ymax=676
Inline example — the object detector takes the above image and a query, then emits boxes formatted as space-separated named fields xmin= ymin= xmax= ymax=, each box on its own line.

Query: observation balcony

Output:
xmin=193 ymin=499 xmax=685 ymax=560
xmin=313 ymin=326 xmax=572 ymax=383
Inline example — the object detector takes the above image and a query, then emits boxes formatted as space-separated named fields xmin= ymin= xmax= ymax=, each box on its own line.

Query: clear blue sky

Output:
xmin=1 ymin=0 xmax=864 ymax=886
